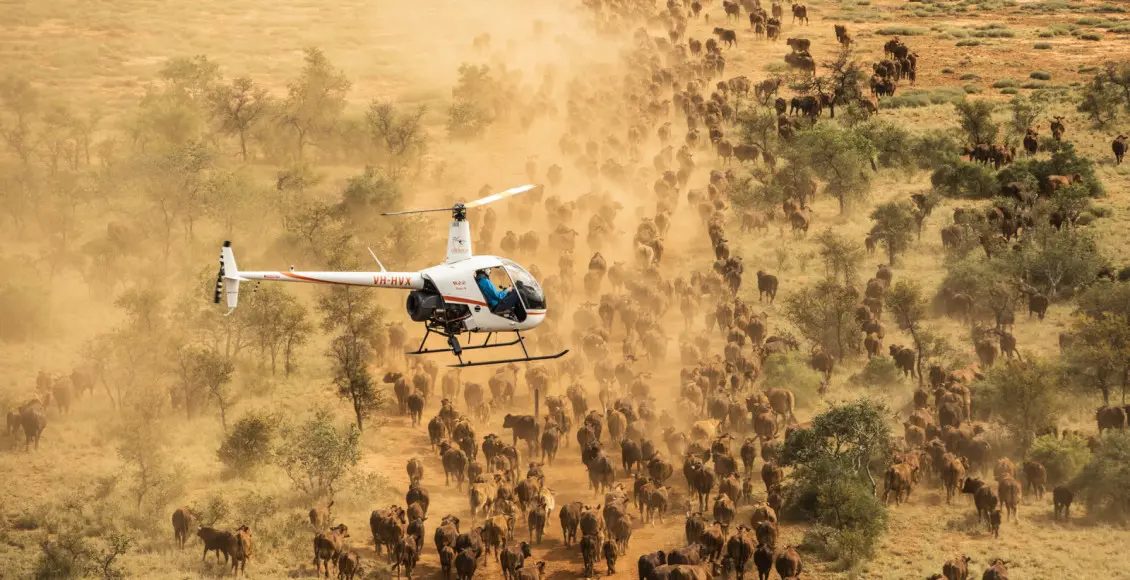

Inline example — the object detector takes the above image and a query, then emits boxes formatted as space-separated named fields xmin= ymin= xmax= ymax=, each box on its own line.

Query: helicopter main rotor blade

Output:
xmin=380 ymin=207 xmax=455 ymax=216
xmin=464 ymin=184 xmax=538 ymax=208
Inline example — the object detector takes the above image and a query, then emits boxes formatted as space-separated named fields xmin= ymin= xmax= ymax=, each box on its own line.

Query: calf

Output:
xmin=196 ymin=527 xmax=233 ymax=563
xmin=1053 ymin=485 xmax=1074 ymax=520
xmin=313 ymin=524 xmax=350 ymax=578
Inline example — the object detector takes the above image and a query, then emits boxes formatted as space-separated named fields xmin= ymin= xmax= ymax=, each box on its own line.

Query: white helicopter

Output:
xmin=214 ymin=184 xmax=568 ymax=367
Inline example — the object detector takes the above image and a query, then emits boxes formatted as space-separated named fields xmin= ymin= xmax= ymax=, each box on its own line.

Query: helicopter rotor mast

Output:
xmin=381 ymin=184 xmax=538 ymax=264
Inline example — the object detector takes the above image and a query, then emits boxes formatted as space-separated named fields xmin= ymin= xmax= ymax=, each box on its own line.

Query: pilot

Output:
xmin=475 ymin=269 xmax=520 ymax=313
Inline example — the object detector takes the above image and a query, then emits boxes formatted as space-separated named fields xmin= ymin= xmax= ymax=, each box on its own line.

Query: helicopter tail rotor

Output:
xmin=217 ymin=241 xmax=243 ymax=313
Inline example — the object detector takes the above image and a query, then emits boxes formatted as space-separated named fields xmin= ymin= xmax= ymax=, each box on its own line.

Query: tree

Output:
xmin=954 ymin=100 xmax=998 ymax=145
xmin=1062 ymin=314 xmax=1130 ymax=405
xmin=886 ymin=281 xmax=928 ymax=386
xmin=780 ymin=399 xmax=891 ymax=565
xmin=930 ymin=159 xmax=999 ymax=199
xmin=783 ymin=280 xmax=861 ymax=360
xmin=275 ymin=408 xmax=362 ymax=499
xmin=1075 ymin=431 xmax=1130 ymax=519
xmin=319 ymin=282 xmax=385 ymax=430
xmin=281 ymin=48 xmax=350 ymax=160
xmin=0 ymin=75 xmax=40 ymax=169
xmin=447 ymin=100 xmax=492 ymax=140
xmin=788 ymin=123 xmax=876 ymax=214
xmin=1027 ymin=434 xmax=1090 ymax=485
xmin=210 ymin=76 xmax=271 ymax=161
xmin=868 ymin=201 xmax=916 ymax=265
xmin=158 ymin=55 xmax=221 ymax=103
xmin=366 ymin=101 xmax=428 ymax=175
xmin=196 ymin=348 xmax=236 ymax=431
xmin=245 ymin=286 xmax=310 ymax=374
xmin=1008 ymin=93 xmax=1046 ymax=138
xmin=336 ymin=166 xmax=402 ymax=232
xmin=1100 ymin=60 xmax=1130 ymax=112
xmin=1078 ymin=72 xmax=1122 ymax=126
xmin=116 ymin=408 xmax=183 ymax=512
xmin=735 ymin=106 xmax=778 ymax=153
xmin=218 ymin=411 xmax=278 ymax=476
xmin=1008 ymin=225 xmax=1103 ymax=298
xmin=814 ymin=229 xmax=865 ymax=285
xmin=976 ymin=359 xmax=1061 ymax=448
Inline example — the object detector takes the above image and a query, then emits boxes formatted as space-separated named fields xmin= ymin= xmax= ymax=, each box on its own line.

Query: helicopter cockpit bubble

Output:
xmin=500 ymin=259 xmax=546 ymax=310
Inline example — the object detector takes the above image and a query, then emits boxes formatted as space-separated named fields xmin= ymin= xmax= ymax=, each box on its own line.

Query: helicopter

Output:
xmin=213 ymin=184 xmax=568 ymax=367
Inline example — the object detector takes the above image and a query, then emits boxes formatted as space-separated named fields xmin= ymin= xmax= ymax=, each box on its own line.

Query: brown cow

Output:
xmin=997 ymin=477 xmax=1022 ymax=522
xmin=774 ymin=545 xmax=803 ymax=578
xmin=1022 ymin=461 xmax=1047 ymax=499
xmin=229 ymin=525 xmax=252 ymax=576
xmin=313 ymin=524 xmax=349 ymax=578
xmin=942 ymin=554 xmax=971 ymax=580
xmin=172 ymin=507 xmax=194 ymax=549
xmin=884 ymin=463 xmax=914 ymax=505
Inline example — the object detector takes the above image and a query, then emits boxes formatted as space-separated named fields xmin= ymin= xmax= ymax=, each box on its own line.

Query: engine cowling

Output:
xmin=406 ymin=290 xmax=443 ymax=322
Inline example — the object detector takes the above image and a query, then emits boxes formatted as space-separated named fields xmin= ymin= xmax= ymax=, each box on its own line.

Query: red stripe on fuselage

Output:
xmin=443 ymin=295 xmax=489 ymax=307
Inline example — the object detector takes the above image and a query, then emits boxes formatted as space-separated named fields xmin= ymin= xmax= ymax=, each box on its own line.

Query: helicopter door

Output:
xmin=475 ymin=267 xmax=525 ymax=321
xmin=500 ymin=260 xmax=546 ymax=313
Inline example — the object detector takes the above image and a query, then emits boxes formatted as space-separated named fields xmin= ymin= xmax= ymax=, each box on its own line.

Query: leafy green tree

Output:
xmin=1078 ymin=72 xmax=1121 ymax=126
xmin=366 ymin=101 xmax=428 ymax=175
xmin=1075 ymin=431 xmax=1130 ymax=519
xmin=783 ymin=280 xmax=861 ymax=360
xmin=930 ymin=159 xmax=999 ymax=199
xmin=319 ymin=280 xmax=385 ymax=430
xmin=954 ymin=100 xmax=998 ymax=144
xmin=736 ymin=106 xmax=779 ymax=153
xmin=281 ymin=48 xmax=350 ymax=160
xmin=814 ymin=229 xmax=865 ymax=285
xmin=1008 ymin=93 xmax=1047 ymax=138
xmin=1062 ymin=313 xmax=1130 ymax=405
xmin=275 ymin=408 xmax=362 ymax=499
xmin=789 ymin=123 xmax=876 ymax=214
xmin=210 ymin=76 xmax=271 ymax=161
xmin=868 ymin=201 xmax=916 ymax=265
xmin=886 ymin=281 xmax=928 ymax=386
xmin=976 ymin=360 xmax=1061 ymax=448
xmin=1009 ymin=225 xmax=1103 ymax=298
xmin=1027 ymin=434 xmax=1091 ymax=485
xmin=336 ymin=166 xmax=402 ymax=231
xmin=219 ymin=411 xmax=278 ymax=476
xmin=781 ymin=399 xmax=892 ymax=565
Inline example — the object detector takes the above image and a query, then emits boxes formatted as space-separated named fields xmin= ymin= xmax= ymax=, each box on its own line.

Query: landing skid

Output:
xmin=408 ymin=328 xmax=569 ymax=367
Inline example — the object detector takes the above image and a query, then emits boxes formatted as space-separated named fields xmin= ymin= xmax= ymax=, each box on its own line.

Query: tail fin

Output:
xmin=218 ymin=241 xmax=242 ymax=313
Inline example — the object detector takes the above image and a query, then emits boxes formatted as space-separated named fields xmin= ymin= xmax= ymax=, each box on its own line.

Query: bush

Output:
xmin=1028 ymin=434 xmax=1091 ymax=484
xmin=1030 ymin=71 xmax=1053 ymax=80
xmin=762 ymin=352 xmax=823 ymax=405
xmin=974 ymin=360 xmax=1061 ymax=448
xmin=881 ymin=87 xmax=965 ymax=109
xmin=275 ymin=408 xmax=362 ymax=498
xmin=1034 ymin=43 xmax=1053 ymax=49
xmin=1075 ymin=431 xmax=1130 ymax=519
xmin=964 ymin=85 xmax=981 ymax=94
xmin=849 ymin=356 xmax=903 ymax=390
xmin=1000 ymin=87 xmax=1019 ymax=95
xmin=992 ymin=79 xmax=1018 ymax=88
xmin=1080 ymin=33 xmax=1102 ymax=40
xmin=956 ymin=39 xmax=982 ymax=46
xmin=959 ymin=73 xmax=980 ymax=80
xmin=931 ymin=160 xmax=999 ymax=199
xmin=218 ymin=411 xmax=278 ymax=476
xmin=34 ymin=529 xmax=91 ymax=580
xmin=877 ymin=26 xmax=927 ymax=35
xmin=446 ymin=100 xmax=492 ymax=139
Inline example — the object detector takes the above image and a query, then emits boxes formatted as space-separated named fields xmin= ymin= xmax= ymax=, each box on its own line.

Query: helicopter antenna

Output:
xmin=367 ymin=247 xmax=388 ymax=272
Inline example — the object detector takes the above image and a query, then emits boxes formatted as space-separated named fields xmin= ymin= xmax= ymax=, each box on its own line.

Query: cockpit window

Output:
xmin=501 ymin=260 xmax=546 ymax=310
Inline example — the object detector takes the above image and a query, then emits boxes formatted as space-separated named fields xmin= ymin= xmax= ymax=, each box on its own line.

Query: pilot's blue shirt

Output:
xmin=476 ymin=276 xmax=507 ymax=307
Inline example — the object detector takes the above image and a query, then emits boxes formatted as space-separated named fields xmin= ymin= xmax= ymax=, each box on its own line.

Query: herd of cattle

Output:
xmin=8 ymin=0 xmax=1128 ymax=579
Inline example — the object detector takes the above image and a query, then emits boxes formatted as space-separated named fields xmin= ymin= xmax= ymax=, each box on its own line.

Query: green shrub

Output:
xmin=959 ymin=73 xmax=980 ymax=80
xmin=762 ymin=352 xmax=823 ymax=405
xmin=956 ymin=39 xmax=982 ymax=46
xmin=1111 ymin=24 xmax=1130 ymax=33
xmin=942 ymin=68 xmax=956 ymax=74
xmin=1028 ymin=434 xmax=1091 ymax=484
xmin=877 ymin=26 xmax=927 ymax=35
xmin=964 ymin=85 xmax=981 ymax=94
xmin=1000 ymin=87 xmax=1019 ymax=95
xmin=1034 ymin=42 xmax=1053 ymax=49
xmin=1076 ymin=17 xmax=1104 ymax=25
xmin=1030 ymin=71 xmax=1052 ymax=80
xmin=931 ymin=160 xmax=999 ymax=199
xmin=992 ymin=79 xmax=1018 ymax=88
xmin=881 ymin=87 xmax=965 ymax=109
xmin=849 ymin=356 xmax=903 ymax=390
xmin=1075 ymin=431 xmax=1130 ymax=519
xmin=34 ymin=529 xmax=91 ymax=580
xmin=218 ymin=411 xmax=278 ymax=476
xmin=972 ymin=28 xmax=1015 ymax=38
xmin=1080 ymin=33 xmax=1102 ymax=41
